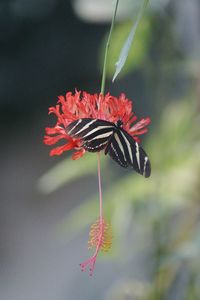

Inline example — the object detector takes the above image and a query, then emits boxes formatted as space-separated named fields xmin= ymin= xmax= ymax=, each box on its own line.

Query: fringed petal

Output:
xmin=130 ymin=117 xmax=151 ymax=133
xmin=72 ymin=149 xmax=85 ymax=160
xmin=45 ymin=126 xmax=66 ymax=135
xmin=49 ymin=142 xmax=75 ymax=156
xmin=43 ymin=134 xmax=67 ymax=145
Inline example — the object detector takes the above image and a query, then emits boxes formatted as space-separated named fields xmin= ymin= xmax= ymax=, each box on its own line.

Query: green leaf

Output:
xmin=112 ymin=0 xmax=149 ymax=81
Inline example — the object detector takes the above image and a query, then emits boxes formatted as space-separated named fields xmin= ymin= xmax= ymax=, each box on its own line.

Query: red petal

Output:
xmin=45 ymin=126 xmax=65 ymax=135
xmin=43 ymin=134 xmax=69 ymax=145
xmin=130 ymin=117 xmax=151 ymax=133
xmin=72 ymin=149 xmax=85 ymax=160
xmin=132 ymin=128 xmax=148 ymax=136
xmin=49 ymin=142 xmax=75 ymax=156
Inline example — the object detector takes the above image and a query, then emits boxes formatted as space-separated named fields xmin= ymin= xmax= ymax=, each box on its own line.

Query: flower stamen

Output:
xmin=80 ymin=218 xmax=112 ymax=276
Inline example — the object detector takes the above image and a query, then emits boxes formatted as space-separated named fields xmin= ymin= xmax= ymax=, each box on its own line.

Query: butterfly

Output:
xmin=66 ymin=118 xmax=151 ymax=177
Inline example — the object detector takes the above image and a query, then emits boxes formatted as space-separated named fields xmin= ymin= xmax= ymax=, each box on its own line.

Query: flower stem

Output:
xmin=97 ymin=152 xmax=103 ymax=221
xmin=100 ymin=0 xmax=119 ymax=95
xmin=80 ymin=1 xmax=119 ymax=276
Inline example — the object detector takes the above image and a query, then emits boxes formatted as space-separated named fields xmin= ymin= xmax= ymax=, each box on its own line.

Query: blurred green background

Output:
xmin=1 ymin=0 xmax=200 ymax=299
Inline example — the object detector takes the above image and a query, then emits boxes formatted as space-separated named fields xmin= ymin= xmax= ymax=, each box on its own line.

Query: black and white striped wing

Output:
xmin=66 ymin=118 xmax=114 ymax=152
xmin=105 ymin=128 xmax=151 ymax=177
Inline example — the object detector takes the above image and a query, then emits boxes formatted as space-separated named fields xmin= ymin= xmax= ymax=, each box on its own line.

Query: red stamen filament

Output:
xmin=80 ymin=153 xmax=112 ymax=276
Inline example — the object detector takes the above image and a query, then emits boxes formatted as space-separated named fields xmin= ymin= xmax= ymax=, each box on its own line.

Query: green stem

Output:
xmin=100 ymin=0 xmax=119 ymax=95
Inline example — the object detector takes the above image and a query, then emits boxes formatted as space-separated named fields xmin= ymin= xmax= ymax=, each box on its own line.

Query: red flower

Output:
xmin=44 ymin=90 xmax=151 ymax=158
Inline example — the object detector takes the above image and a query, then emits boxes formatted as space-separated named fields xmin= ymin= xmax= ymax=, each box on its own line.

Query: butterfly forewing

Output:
xmin=67 ymin=118 xmax=97 ymax=137
xmin=66 ymin=118 xmax=114 ymax=152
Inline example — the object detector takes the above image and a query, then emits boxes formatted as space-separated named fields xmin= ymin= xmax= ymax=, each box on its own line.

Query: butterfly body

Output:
xmin=66 ymin=118 xmax=151 ymax=177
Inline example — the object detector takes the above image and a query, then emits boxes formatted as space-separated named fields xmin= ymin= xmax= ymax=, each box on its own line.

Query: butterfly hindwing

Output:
xmin=121 ymin=129 xmax=151 ymax=177
xmin=105 ymin=128 xmax=151 ymax=177
xmin=105 ymin=132 xmax=128 ymax=168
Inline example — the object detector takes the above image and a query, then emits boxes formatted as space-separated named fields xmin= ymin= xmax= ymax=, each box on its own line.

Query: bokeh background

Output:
xmin=1 ymin=0 xmax=200 ymax=299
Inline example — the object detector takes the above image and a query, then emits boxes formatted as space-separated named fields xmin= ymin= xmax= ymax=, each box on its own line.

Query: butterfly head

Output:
xmin=116 ymin=119 xmax=123 ymax=128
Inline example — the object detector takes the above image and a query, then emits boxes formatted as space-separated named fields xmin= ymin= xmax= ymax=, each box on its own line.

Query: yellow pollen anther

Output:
xmin=88 ymin=218 xmax=112 ymax=252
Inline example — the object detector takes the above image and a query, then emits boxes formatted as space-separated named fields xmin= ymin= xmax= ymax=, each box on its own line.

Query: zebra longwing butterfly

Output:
xmin=66 ymin=118 xmax=151 ymax=177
